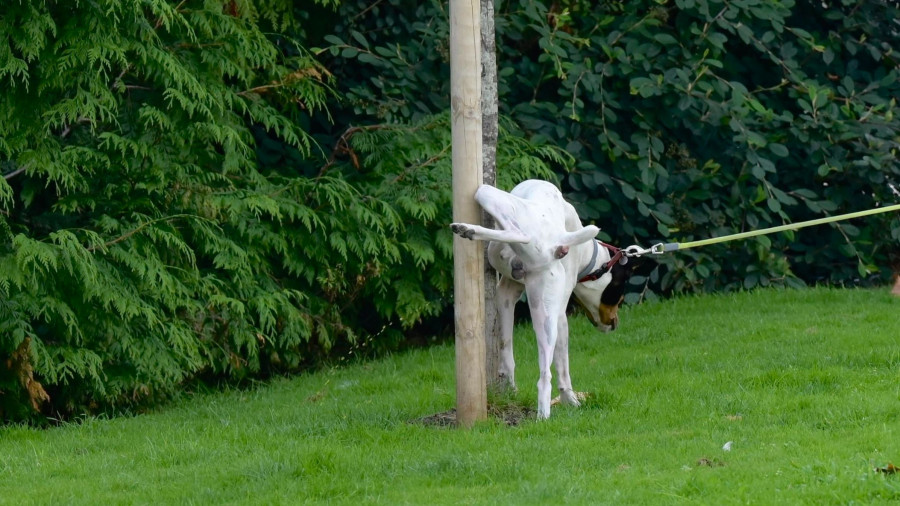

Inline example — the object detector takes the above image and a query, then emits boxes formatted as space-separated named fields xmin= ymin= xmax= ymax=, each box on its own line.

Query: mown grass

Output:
xmin=2 ymin=287 xmax=899 ymax=504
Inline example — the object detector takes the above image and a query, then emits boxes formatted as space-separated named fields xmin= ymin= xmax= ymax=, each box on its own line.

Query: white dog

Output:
xmin=451 ymin=180 xmax=650 ymax=419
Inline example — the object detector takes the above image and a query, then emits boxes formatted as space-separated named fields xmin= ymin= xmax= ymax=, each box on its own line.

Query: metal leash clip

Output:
xmin=623 ymin=243 xmax=668 ymax=257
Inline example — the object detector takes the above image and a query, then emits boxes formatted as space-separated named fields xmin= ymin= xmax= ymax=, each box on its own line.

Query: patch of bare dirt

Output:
xmin=489 ymin=403 xmax=536 ymax=426
xmin=697 ymin=457 xmax=726 ymax=468
xmin=414 ymin=409 xmax=458 ymax=428
xmin=413 ymin=403 xmax=536 ymax=428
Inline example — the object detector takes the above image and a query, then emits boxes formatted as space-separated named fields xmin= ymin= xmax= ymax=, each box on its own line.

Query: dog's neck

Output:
xmin=575 ymin=240 xmax=601 ymax=281
xmin=575 ymin=240 xmax=614 ymax=283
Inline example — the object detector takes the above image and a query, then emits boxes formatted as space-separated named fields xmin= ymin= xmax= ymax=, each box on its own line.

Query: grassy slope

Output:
xmin=2 ymin=287 xmax=899 ymax=504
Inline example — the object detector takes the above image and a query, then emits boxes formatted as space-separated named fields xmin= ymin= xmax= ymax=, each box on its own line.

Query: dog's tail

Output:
xmin=556 ymin=225 xmax=601 ymax=247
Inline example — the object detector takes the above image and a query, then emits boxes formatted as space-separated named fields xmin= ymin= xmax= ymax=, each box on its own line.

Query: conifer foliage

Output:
xmin=0 ymin=0 xmax=335 ymax=420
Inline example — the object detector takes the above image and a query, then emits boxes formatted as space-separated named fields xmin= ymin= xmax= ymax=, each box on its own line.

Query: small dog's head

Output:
xmin=573 ymin=257 xmax=656 ymax=331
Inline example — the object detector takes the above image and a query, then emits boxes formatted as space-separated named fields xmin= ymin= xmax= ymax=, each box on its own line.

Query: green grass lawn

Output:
xmin=2 ymin=287 xmax=899 ymax=504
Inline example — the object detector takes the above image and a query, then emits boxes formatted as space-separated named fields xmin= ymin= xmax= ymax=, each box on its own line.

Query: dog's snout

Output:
xmin=598 ymin=303 xmax=620 ymax=332
xmin=596 ymin=318 xmax=618 ymax=332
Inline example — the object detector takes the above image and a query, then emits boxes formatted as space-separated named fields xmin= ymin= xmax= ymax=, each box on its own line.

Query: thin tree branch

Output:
xmin=237 ymin=84 xmax=283 ymax=96
xmin=318 ymin=124 xmax=391 ymax=176
xmin=112 ymin=64 xmax=131 ymax=90
xmin=60 ymin=117 xmax=92 ymax=138
xmin=352 ymin=0 xmax=387 ymax=21
xmin=3 ymin=165 xmax=27 ymax=180
xmin=85 ymin=214 xmax=196 ymax=252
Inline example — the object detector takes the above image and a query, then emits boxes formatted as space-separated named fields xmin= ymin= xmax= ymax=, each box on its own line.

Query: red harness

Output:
xmin=577 ymin=241 xmax=625 ymax=283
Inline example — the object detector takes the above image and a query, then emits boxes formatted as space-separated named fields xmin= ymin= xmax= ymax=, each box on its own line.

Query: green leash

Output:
xmin=625 ymin=202 xmax=900 ymax=257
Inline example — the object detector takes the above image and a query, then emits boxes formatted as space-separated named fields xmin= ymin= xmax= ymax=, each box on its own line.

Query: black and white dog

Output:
xmin=451 ymin=180 xmax=652 ymax=419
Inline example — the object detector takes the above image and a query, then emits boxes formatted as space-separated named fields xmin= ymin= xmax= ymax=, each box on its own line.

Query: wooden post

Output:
xmin=450 ymin=0 xmax=487 ymax=427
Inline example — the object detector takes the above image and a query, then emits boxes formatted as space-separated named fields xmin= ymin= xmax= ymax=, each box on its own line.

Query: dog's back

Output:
xmin=508 ymin=179 xmax=564 ymax=202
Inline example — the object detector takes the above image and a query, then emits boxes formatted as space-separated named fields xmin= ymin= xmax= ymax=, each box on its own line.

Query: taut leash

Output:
xmin=621 ymin=202 xmax=900 ymax=258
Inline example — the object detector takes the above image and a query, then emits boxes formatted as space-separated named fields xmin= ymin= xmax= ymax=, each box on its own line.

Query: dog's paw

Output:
xmin=552 ymin=389 xmax=585 ymax=407
xmin=450 ymin=223 xmax=475 ymax=240
xmin=497 ymin=372 xmax=518 ymax=392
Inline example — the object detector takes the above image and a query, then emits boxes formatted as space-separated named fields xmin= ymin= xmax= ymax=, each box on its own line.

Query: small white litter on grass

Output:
xmin=722 ymin=441 xmax=733 ymax=451
xmin=336 ymin=380 xmax=358 ymax=390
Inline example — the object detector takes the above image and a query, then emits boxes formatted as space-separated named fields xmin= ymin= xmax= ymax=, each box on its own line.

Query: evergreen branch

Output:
xmin=154 ymin=0 xmax=189 ymax=30
xmin=237 ymin=84 xmax=283 ymax=96
xmin=318 ymin=124 xmax=396 ymax=176
xmin=237 ymin=67 xmax=332 ymax=98
xmin=392 ymin=144 xmax=451 ymax=184
xmin=85 ymin=214 xmax=200 ymax=252
xmin=320 ymin=125 xmax=380 ymax=175
xmin=60 ymin=64 xmax=130 ymax=137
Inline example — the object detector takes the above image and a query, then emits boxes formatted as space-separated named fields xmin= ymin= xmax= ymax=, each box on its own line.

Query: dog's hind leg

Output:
xmin=553 ymin=310 xmax=581 ymax=407
xmin=496 ymin=275 xmax=524 ymax=391
xmin=474 ymin=185 xmax=529 ymax=234
xmin=530 ymin=312 xmax=557 ymax=419
xmin=525 ymin=265 xmax=567 ymax=419
xmin=450 ymin=223 xmax=530 ymax=244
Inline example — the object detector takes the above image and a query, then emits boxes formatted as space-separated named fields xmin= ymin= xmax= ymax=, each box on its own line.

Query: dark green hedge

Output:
xmin=326 ymin=0 xmax=900 ymax=296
